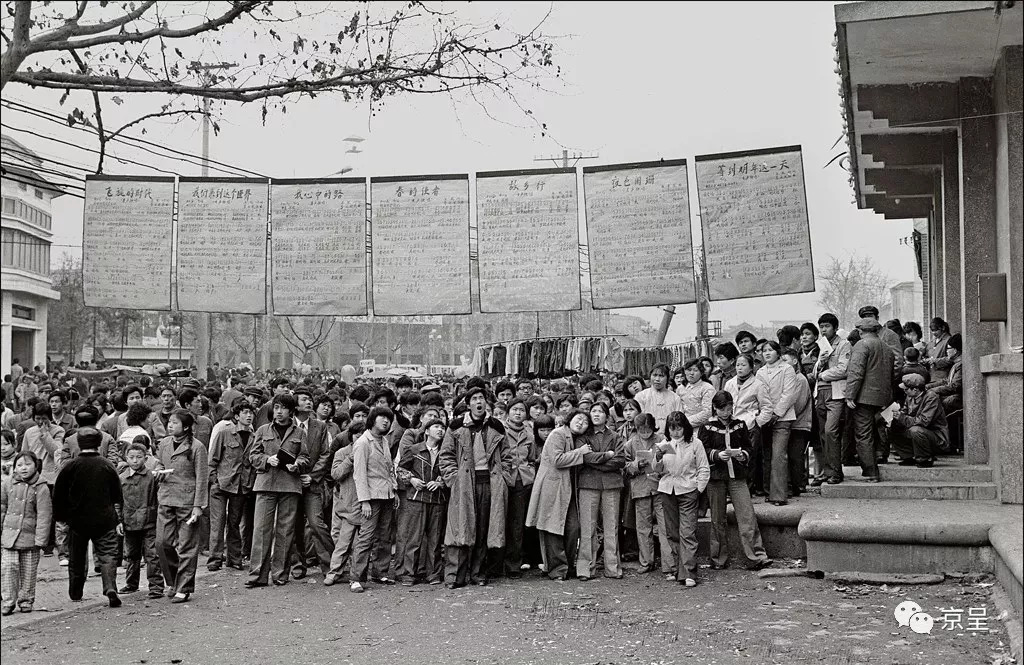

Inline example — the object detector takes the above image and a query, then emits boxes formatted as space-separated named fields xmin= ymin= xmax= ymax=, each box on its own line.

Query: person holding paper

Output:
xmin=245 ymin=393 xmax=309 ymax=588
xmin=154 ymin=410 xmax=208 ymax=603
xmin=653 ymin=411 xmax=709 ymax=587
xmin=698 ymin=391 xmax=771 ymax=572
xmin=891 ymin=373 xmax=949 ymax=467
xmin=622 ymin=413 xmax=669 ymax=575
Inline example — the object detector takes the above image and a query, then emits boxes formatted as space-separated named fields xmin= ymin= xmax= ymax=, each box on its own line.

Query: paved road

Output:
xmin=1 ymin=558 xmax=1012 ymax=664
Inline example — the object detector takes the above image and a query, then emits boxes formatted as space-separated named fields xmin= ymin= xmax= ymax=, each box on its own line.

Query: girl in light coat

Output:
xmin=1 ymin=451 xmax=52 ymax=615
xmin=756 ymin=342 xmax=800 ymax=506
xmin=725 ymin=354 xmax=774 ymax=496
xmin=653 ymin=412 xmax=709 ymax=587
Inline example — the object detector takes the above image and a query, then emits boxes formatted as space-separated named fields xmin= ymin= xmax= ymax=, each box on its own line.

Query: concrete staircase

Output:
xmin=820 ymin=459 xmax=997 ymax=500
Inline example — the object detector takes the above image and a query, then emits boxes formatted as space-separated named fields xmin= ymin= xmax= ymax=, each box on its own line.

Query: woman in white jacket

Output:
xmin=755 ymin=342 xmax=799 ymax=506
xmin=725 ymin=355 xmax=774 ymax=497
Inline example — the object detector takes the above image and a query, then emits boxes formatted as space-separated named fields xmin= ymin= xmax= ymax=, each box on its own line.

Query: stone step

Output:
xmin=820 ymin=481 xmax=998 ymax=500
xmin=877 ymin=464 xmax=993 ymax=483
xmin=797 ymin=499 xmax=1016 ymax=576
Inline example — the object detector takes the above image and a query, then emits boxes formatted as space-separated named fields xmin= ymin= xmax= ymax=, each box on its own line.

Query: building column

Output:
xmin=929 ymin=176 xmax=944 ymax=319
xmin=958 ymin=76 xmax=1000 ymax=465
xmin=997 ymin=45 xmax=1022 ymax=350
xmin=941 ymin=134 xmax=961 ymax=332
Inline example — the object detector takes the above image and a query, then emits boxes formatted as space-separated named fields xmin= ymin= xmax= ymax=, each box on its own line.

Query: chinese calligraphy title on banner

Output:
xmin=583 ymin=160 xmax=696 ymax=309
xmin=176 ymin=178 xmax=269 ymax=314
xmin=695 ymin=146 xmax=814 ymax=301
xmin=370 ymin=175 xmax=472 ymax=316
xmin=83 ymin=175 xmax=174 ymax=310
xmin=476 ymin=168 xmax=581 ymax=313
xmin=270 ymin=179 xmax=367 ymax=316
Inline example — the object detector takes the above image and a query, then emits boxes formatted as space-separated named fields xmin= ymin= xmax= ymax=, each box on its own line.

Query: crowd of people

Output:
xmin=0 ymin=305 xmax=964 ymax=613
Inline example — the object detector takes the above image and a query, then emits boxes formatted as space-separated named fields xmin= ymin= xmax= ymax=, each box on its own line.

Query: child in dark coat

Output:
xmin=119 ymin=440 xmax=165 ymax=598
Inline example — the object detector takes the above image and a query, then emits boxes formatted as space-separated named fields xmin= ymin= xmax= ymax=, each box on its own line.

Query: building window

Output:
xmin=34 ymin=188 xmax=43 ymax=199
xmin=1 ymin=196 xmax=51 ymax=230
xmin=18 ymin=183 xmax=27 ymax=191
xmin=11 ymin=305 xmax=35 ymax=320
xmin=0 ymin=228 xmax=49 ymax=277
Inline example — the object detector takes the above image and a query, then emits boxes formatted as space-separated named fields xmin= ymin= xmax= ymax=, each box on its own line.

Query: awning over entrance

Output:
xmin=835 ymin=0 xmax=1023 ymax=218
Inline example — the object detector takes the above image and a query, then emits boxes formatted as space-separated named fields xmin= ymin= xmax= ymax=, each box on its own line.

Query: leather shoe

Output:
xmin=107 ymin=592 xmax=122 ymax=608
xmin=244 ymin=580 xmax=267 ymax=588
xmin=826 ymin=477 xmax=843 ymax=485
xmin=898 ymin=458 xmax=917 ymax=466
xmin=862 ymin=475 xmax=881 ymax=483
xmin=916 ymin=459 xmax=935 ymax=468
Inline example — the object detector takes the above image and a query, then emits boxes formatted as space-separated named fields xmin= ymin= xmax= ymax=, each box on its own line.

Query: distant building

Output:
xmin=890 ymin=279 xmax=924 ymax=325
xmin=1 ymin=135 xmax=62 ymax=375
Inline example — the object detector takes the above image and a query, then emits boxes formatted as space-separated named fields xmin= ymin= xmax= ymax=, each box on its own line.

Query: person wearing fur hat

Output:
xmin=438 ymin=387 xmax=512 ymax=588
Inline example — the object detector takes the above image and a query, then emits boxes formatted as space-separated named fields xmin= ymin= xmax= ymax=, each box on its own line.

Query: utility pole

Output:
xmin=189 ymin=61 xmax=235 ymax=379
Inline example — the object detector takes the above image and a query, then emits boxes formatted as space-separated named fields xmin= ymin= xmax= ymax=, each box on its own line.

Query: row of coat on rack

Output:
xmin=470 ymin=336 xmax=718 ymax=379
xmin=471 ymin=336 xmax=627 ymax=378
xmin=621 ymin=339 xmax=717 ymax=378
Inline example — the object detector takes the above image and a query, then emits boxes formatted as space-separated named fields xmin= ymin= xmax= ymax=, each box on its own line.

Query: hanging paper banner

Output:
xmin=176 ymin=178 xmax=269 ymax=313
xmin=370 ymin=175 xmax=471 ymax=316
xmin=270 ymin=178 xmax=367 ymax=316
xmin=695 ymin=145 xmax=814 ymax=301
xmin=83 ymin=175 xmax=174 ymax=310
xmin=583 ymin=159 xmax=696 ymax=309
xmin=476 ymin=168 xmax=581 ymax=313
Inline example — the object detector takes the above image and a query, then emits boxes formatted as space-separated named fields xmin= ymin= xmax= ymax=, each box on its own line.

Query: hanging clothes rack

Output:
xmin=621 ymin=339 xmax=719 ymax=377
xmin=472 ymin=334 xmax=627 ymax=378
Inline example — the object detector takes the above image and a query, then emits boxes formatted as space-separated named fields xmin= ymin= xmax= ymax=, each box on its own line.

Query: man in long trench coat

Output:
xmin=439 ymin=388 xmax=512 ymax=588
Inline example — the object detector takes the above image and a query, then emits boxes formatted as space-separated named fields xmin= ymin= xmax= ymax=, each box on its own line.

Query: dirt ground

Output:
xmin=1 ymin=560 xmax=1016 ymax=665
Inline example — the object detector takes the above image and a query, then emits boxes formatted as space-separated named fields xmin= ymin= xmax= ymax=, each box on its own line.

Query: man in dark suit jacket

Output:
xmin=53 ymin=428 xmax=124 ymax=608
xmin=845 ymin=318 xmax=894 ymax=483
xmin=289 ymin=387 xmax=335 ymax=579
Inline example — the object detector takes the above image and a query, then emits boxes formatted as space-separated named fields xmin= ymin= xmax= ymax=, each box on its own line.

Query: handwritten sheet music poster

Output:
xmin=476 ymin=169 xmax=581 ymax=313
xmin=176 ymin=178 xmax=269 ymax=313
xmin=270 ymin=179 xmax=367 ymax=316
xmin=369 ymin=175 xmax=471 ymax=316
xmin=583 ymin=160 xmax=696 ymax=309
xmin=695 ymin=146 xmax=814 ymax=301
xmin=83 ymin=176 xmax=174 ymax=310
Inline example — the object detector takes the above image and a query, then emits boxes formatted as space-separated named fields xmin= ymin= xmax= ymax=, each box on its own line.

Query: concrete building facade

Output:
xmin=835 ymin=0 xmax=1022 ymax=504
xmin=1 ymin=135 xmax=61 ymax=376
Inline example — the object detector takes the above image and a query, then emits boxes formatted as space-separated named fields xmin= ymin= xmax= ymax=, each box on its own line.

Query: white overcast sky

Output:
xmin=4 ymin=1 xmax=916 ymax=345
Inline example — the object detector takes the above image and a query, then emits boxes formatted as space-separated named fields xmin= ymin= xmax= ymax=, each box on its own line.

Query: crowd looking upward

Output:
xmin=0 ymin=308 xmax=963 ymax=612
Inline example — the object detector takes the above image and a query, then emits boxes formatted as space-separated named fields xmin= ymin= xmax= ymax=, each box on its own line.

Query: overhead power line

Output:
xmin=1 ymin=99 xmax=266 ymax=179
xmin=1 ymin=121 xmax=183 ymax=177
